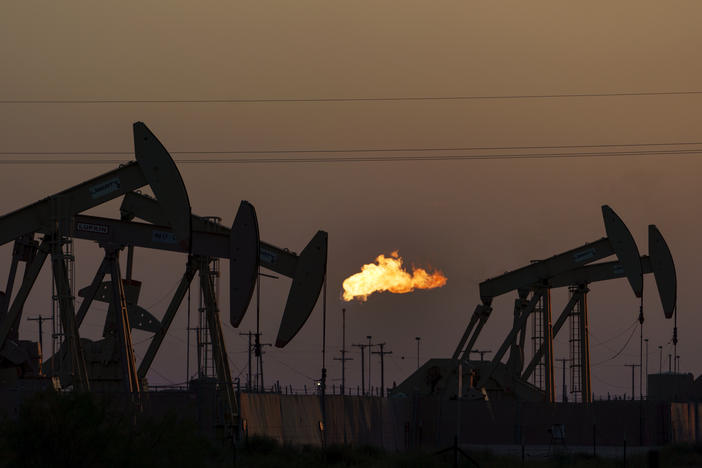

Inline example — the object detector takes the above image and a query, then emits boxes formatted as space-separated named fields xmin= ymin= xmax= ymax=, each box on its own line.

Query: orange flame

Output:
xmin=342 ymin=251 xmax=447 ymax=302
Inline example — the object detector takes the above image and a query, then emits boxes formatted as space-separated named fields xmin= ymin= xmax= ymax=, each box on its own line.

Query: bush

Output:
xmin=0 ymin=390 xmax=219 ymax=468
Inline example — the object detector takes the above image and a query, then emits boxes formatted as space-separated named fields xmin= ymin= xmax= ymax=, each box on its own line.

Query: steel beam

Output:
xmin=522 ymin=290 xmax=581 ymax=381
xmin=121 ymin=192 xmax=299 ymax=277
xmin=547 ymin=256 xmax=652 ymax=289
xmin=508 ymin=297 xmax=527 ymax=373
xmin=50 ymin=241 xmax=90 ymax=391
xmin=451 ymin=305 xmax=481 ymax=360
xmin=542 ymin=289 xmax=555 ymax=403
xmin=578 ymin=288 xmax=592 ymax=402
xmin=198 ymin=257 xmax=237 ymax=430
xmin=0 ymin=122 xmax=191 ymax=248
xmin=0 ymin=239 xmax=49 ymax=351
xmin=75 ymin=257 xmax=109 ymax=327
xmin=476 ymin=290 xmax=544 ymax=389
xmin=106 ymin=250 xmax=140 ymax=397
xmin=458 ymin=305 xmax=492 ymax=362
xmin=479 ymin=238 xmax=613 ymax=302
xmin=0 ymin=164 xmax=146 ymax=246
xmin=73 ymin=207 xmax=302 ymax=283
xmin=137 ymin=259 xmax=198 ymax=380
xmin=1 ymin=240 xmax=24 ymax=320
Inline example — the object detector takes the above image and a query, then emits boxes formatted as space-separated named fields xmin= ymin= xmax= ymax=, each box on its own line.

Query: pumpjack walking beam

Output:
xmin=0 ymin=122 xmax=191 ymax=248
xmin=479 ymin=206 xmax=643 ymax=303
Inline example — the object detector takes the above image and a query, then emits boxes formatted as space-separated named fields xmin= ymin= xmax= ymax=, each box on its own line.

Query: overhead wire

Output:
xmin=3 ymin=140 xmax=702 ymax=156
xmin=4 ymin=89 xmax=696 ymax=390
xmin=0 ymin=148 xmax=702 ymax=165
xmin=589 ymin=320 xmax=638 ymax=346
xmin=592 ymin=324 xmax=639 ymax=367
xmin=589 ymin=320 xmax=641 ymax=360
xmin=141 ymin=278 xmax=182 ymax=309
xmin=2 ymin=89 xmax=702 ymax=104
xmin=267 ymin=355 xmax=317 ymax=382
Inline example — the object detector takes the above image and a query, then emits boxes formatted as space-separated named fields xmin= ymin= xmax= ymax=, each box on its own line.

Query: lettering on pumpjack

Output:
xmin=260 ymin=247 xmax=278 ymax=265
xmin=152 ymin=230 xmax=177 ymax=244
xmin=572 ymin=248 xmax=596 ymax=263
xmin=89 ymin=177 xmax=121 ymax=199
xmin=76 ymin=222 xmax=109 ymax=234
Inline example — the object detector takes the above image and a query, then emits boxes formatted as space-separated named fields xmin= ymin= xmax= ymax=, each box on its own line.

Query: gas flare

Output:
xmin=342 ymin=251 xmax=447 ymax=302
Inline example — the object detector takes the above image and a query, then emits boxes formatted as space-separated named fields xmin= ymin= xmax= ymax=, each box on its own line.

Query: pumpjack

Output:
xmin=0 ymin=122 xmax=327 ymax=437
xmin=393 ymin=206 xmax=676 ymax=403
xmin=0 ymin=122 xmax=191 ymax=392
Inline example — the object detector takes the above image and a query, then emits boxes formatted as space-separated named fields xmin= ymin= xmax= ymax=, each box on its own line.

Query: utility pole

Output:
xmin=644 ymin=338 xmax=648 ymax=398
xmin=556 ymin=358 xmax=569 ymax=403
xmin=470 ymin=349 xmax=492 ymax=361
xmin=239 ymin=331 xmax=254 ymax=391
xmin=252 ymin=271 xmax=277 ymax=392
xmin=672 ymin=309 xmax=678 ymax=375
xmin=352 ymin=343 xmax=369 ymax=395
xmin=255 ymin=270 xmax=261 ymax=391
xmin=372 ymin=343 xmax=392 ymax=397
xmin=320 ymin=275 xmax=328 ymax=448
xmin=367 ymin=335 xmax=374 ymax=394
xmin=27 ymin=315 xmax=52 ymax=358
xmin=415 ymin=336 xmax=421 ymax=369
xmin=254 ymin=332 xmax=271 ymax=392
xmin=625 ymin=364 xmax=640 ymax=400
xmin=333 ymin=308 xmax=353 ymax=395
xmin=638 ymin=300 xmax=644 ymax=401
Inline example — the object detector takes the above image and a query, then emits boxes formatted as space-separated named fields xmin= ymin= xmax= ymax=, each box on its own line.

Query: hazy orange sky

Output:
xmin=1 ymin=2 xmax=701 ymax=398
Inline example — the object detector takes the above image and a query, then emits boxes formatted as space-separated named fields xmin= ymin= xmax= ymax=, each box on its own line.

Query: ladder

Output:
xmin=569 ymin=286 xmax=582 ymax=402
xmin=196 ymin=256 xmax=220 ymax=379
xmin=531 ymin=296 xmax=544 ymax=390
xmin=50 ymin=237 xmax=74 ymax=373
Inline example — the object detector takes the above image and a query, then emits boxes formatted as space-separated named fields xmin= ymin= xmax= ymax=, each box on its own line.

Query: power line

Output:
xmin=590 ymin=320 xmax=638 ymax=346
xmin=592 ymin=325 xmax=639 ymax=367
xmin=2 ymin=90 xmax=702 ymax=104
xmin=2 ymin=140 xmax=702 ymax=156
xmin=0 ymin=148 xmax=701 ymax=165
